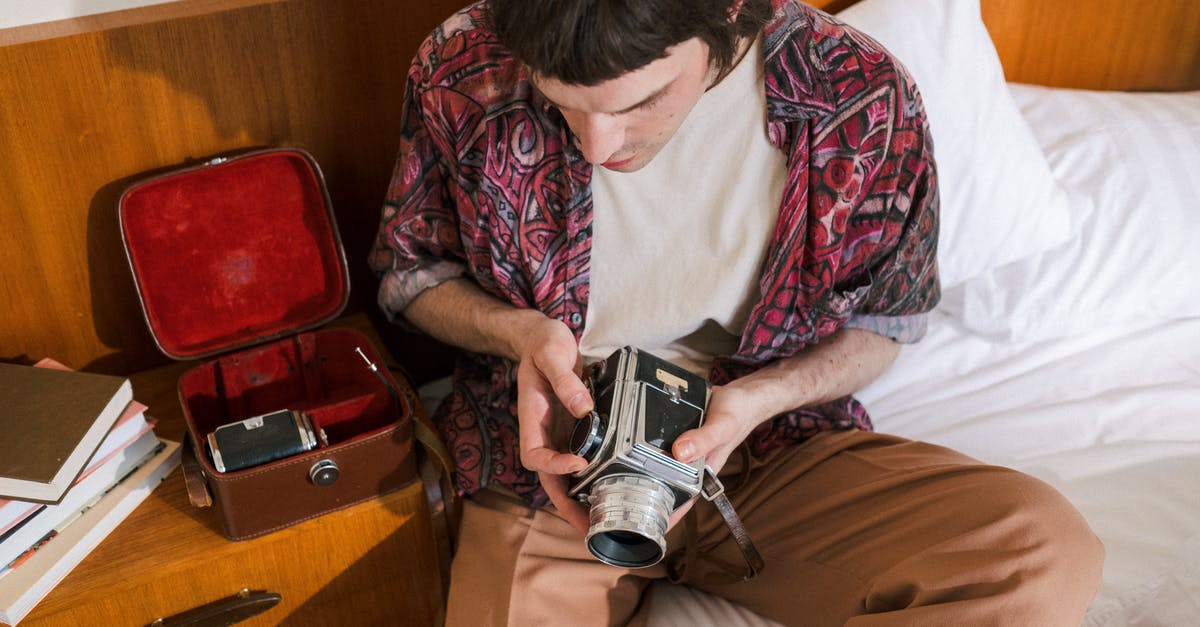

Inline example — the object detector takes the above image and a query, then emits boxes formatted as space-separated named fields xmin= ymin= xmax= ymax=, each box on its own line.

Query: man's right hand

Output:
xmin=403 ymin=280 xmax=596 ymax=533
xmin=514 ymin=316 xmax=594 ymax=533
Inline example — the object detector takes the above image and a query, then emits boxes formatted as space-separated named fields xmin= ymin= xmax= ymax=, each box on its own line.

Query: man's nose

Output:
xmin=570 ymin=113 xmax=624 ymax=164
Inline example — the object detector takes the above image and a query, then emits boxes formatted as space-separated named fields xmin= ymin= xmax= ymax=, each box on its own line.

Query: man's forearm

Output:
xmin=671 ymin=327 xmax=902 ymax=468
xmin=727 ymin=328 xmax=901 ymax=419
xmin=402 ymin=278 xmax=548 ymax=362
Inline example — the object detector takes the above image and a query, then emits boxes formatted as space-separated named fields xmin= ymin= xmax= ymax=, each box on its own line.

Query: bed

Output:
xmin=642 ymin=0 xmax=1200 ymax=625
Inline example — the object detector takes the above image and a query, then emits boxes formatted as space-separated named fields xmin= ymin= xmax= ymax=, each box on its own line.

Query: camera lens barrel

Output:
xmin=584 ymin=474 xmax=676 ymax=568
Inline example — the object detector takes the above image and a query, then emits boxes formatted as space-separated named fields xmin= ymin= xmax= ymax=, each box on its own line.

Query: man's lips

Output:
xmin=602 ymin=155 xmax=635 ymax=168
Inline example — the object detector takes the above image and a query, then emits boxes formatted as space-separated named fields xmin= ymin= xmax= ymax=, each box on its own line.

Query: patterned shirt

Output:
xmin=369 ymin=0 xmax=940 ymax=506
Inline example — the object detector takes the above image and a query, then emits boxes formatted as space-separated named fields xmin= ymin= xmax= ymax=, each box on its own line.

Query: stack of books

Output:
xmin=0 ymin=359 xmax=180 ymax=626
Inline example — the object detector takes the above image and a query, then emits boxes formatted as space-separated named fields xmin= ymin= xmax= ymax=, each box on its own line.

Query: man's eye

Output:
xmin=640 ymin=97 xmax=662 ymax=111
xmin=619 ymin=88 xmax=669 ymax=115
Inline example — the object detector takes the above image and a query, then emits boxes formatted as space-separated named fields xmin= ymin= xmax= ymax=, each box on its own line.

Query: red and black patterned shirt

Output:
xmin=370 ymin=0 xmax=940 ymax=506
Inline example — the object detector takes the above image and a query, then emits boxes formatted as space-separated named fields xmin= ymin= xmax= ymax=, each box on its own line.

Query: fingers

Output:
xmin=516 ymin=358 xmax=558 ymax=451
xmin=516 ymin=322 xmax=596 ymax=477
xmin=539 ymin=470 xmax=590 ymax=533
xmin=518 ymin=317 xmax=593 ymax=417
xmin=517 ymin=360 xmax=587 ymax=471
xmin=523 ymin=447 xmax=587 ymax=475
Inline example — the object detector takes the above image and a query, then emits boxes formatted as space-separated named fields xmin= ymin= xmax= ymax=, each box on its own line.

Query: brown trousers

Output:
xmin=445 ymin=431 xmax=1104 ymax=627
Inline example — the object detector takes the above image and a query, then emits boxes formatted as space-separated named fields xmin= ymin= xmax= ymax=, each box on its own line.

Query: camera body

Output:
xmin=568 ymin=346 xmax=711 ymax=568
xmin=207 ymin=409 xmax=318 ymax=473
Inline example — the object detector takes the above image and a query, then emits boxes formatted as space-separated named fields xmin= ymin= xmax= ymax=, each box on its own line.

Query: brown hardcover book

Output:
xmin=0 ymin=362 xmax=132 ymax=504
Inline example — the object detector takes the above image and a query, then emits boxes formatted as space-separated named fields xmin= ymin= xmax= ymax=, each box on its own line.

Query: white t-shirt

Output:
xmin=580 ymin=38 xmax=786 ymax=376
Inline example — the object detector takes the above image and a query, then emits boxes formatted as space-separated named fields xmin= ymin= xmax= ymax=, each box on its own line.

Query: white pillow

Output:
xmin=834 ymin=0 xmax=1077 ymax=288
xmin=946 ymin=85 xmax=1200 ymax=340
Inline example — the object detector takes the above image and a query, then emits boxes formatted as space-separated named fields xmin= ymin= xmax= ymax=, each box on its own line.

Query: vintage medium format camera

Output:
xmin=568 ymin=346 xmax=718 ymax=568
xmin=207 ymin=409 xmax=319 ymax=473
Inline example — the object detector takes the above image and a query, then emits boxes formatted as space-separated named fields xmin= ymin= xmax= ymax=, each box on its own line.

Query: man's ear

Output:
xmin=727 ymin=0 xmax=745 ymax=23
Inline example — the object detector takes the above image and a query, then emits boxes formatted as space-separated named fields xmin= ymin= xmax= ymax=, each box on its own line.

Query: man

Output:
xmin=369 ymin=1 xmax=1104 ymax=625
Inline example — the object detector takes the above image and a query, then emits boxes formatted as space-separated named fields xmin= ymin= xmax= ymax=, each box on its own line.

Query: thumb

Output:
xmin=672 ymin=417 xmax=735 ymax=464
xmin=547 ymin=368 xmax=593 ymax=418
xmin=529 ymin=346 xmax=593 ymax=418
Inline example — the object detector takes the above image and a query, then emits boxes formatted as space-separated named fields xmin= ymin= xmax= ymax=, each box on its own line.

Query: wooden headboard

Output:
xmin=1 ymin=0 xmax=1197 ymax=380
xmin=817 ymin=0 xmax=1200 ymax=92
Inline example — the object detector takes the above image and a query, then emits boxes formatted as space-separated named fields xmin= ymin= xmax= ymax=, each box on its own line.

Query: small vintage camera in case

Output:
xmin=567 ymin=346 xmax=713 ymax=568
xmin=207 ymin=409 xmax=318 ymax=473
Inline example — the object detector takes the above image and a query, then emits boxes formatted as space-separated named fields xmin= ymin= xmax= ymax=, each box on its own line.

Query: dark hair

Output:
xmin=487 ymin=0 xmax=773 ymax=86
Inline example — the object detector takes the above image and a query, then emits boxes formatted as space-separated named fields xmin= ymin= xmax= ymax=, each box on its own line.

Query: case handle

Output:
xmin=180 ymin=434 xmax=213 ymax=508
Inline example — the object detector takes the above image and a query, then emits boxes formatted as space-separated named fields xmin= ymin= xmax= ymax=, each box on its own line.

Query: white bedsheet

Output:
xmin=860 ymin=311 xmax=1200 ymax=625
xmin=649 ymin=312 xmax=1200 ymax=625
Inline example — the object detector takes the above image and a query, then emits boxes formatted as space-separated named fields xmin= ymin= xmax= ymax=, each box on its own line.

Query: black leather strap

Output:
xmin=702 ymin=466 xmax=765 ymax=580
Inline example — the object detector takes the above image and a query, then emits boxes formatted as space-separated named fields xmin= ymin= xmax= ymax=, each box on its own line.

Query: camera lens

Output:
xmin=570 ymin=411 xmax=607 ymax=461
xmin=584 ymin=474 xmax=675 ymax=568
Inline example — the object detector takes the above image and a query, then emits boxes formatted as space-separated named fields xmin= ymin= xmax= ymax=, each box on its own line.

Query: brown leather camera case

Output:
xmin=119 ymin=148 xmax=419 ymax=540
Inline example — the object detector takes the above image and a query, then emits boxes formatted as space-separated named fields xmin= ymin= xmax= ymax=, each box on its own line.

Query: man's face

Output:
xmin=531 ymin=37 xmax=716 ymax=173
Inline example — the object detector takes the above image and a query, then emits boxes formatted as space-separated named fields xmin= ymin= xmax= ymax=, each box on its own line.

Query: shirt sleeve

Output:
xmin=841 ymin=107 xmax=938 ymax=346
xmin=368 ymin=58 xmax=467 ymax=322
xmin=843 ymin=312 xmax=928 ymax=343
xmin=829 ymin=63 xmax=942 ymax=329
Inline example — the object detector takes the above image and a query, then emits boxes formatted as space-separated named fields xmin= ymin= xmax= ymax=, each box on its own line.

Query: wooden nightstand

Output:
xmin=12 ymin=315 xmax=446 ymax=627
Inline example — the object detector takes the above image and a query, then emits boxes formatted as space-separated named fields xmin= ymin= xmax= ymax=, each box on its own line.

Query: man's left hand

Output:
xmin=671 ymin=383 xmax=765 ymax=475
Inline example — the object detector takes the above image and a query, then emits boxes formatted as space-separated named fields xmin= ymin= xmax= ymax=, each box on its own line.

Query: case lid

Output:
xmin=119 ymin=148 xmax=350 ymax=360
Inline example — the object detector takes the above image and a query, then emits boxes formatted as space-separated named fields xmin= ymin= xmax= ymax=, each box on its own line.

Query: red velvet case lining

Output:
xmin=119 ymin=150 xmax=348 ymax=359
xmin=178 ymin=328 xmax=401 ymax=449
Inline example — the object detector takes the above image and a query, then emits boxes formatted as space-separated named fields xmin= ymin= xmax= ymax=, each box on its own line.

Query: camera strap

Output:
xmin=702 ymin=466 xmax=765 ymax=580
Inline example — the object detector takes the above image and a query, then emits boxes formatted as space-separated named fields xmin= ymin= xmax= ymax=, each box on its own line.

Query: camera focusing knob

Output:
xmin=308 ymin=459 xmax=340 ymax=486
xmin=570 ymin=411 xmax=607 ymax=461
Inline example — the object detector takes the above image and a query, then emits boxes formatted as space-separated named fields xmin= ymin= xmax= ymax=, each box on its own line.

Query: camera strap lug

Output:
xmin=701 ymin=465 xmax=765 ymax=580
xmin=700 ymin=465 xmax=725 ymax=501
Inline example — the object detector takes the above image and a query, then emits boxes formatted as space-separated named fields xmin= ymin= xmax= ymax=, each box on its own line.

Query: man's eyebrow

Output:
xmin=539 ymin=80 xmax=673 ymax=114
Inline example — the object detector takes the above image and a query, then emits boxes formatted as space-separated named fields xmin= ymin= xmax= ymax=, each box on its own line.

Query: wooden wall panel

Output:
xmin=1 ymin=0 xmax=1197 ymax=380
xmin=0 ymin=0 xmax=462 ymax=377
xmin=982 ymin=0 xmax=1200 ymax=91
xmin=812 ymin=0 xmax=1200 ymax=90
